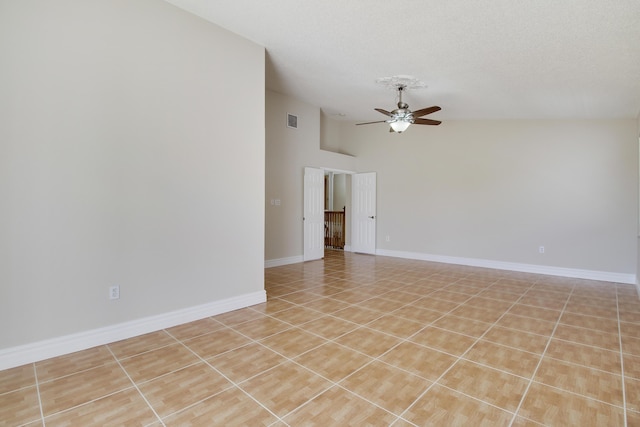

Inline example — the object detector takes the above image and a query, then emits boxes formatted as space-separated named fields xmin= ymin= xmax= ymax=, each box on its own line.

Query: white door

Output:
xmin=303 ymin=167 xmax=324 ymax=261
xmin=351 ymin=172 xmax=377 ymax=254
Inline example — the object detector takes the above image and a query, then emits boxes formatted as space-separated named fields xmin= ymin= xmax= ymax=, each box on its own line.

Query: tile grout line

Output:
xmin=218 ymin=301 xmax=375 ymax=405
xmin=273 ymin=275 xmax=572 ymax=342
xmin=108 ymin=338 xmax=182 ymax=364
xmin=388 ymin=276 xmax=537 ymax=424
xmin=226 ymin=326 xmax=402 ymax=424
xmin=292 ymin=276 xmax=522 ymax=382
xmin=383 ymin=280 xmax=533 ymax=426
xmin=32 ymin=363 xmax=45 ymax=427
xmin=448 ymin=281 xmax=542 ymax=399
xmin=256 ymin=264 xmax=632 ymax=423
xmin=225 ymin=274 xmax=479 ymax=424
xmin=238 ymin=316 xmax=427 ymax=426
xmin=616 ymin=285 xmax=628 ymax=427
xmin=521 ymin=379 xmax=626 ymax=409
xmin=450 ymin=310 xmax=622 ymax=412
xmin=36 ymin=386 xmax=142 ymax=425
xmin=506 ymin=280 xmax=576 ymax=427
xmin=270 ymin=272 xmax=475 ymax=334
xmin=384 ymin=285 xmax=493 ymax=421
xmin=33 ymin=358 xmax=135 ymax=386
xmin=534 ymin=350 xmax=625 ymax=378
xmin=105 ymin=346 xmax=166 ymax=427
xmin=268 ymin=258 xmax=638 ymax=424
xmin=166 ymin=329 xmax=289 ymax=425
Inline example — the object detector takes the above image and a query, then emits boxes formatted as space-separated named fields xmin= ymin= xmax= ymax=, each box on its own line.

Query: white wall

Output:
xmin=265 ymin=91 xmax=355 ymax=262
xmin=0 ymin=0 xmax=265 ymax=352
xmin=340 ymin=119 xmax=638 ymax=279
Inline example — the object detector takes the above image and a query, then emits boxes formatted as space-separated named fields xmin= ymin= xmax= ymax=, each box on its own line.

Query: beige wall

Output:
xmin=265 ymin=91 xmax=355 ymax=262
xmin=332 ymin=174 xmax=347 ymax=210
xmin=339 ymin=119 xmax=638 ymax=276
xmin=320 ymin=111 xmax=345 ymax=153
xmin=637 ymin=112 xmax=640 ymax=291
xmin=0 ymin=0 xmax=265 ymax=349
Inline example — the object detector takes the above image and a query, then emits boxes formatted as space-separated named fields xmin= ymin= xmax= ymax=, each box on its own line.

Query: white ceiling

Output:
xmin=165 ymin=0 xmax=640 ymax=122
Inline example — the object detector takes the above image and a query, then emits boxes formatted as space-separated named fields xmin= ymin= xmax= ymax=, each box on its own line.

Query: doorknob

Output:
xmin=368 ymin=216 xmax=375 ymax=219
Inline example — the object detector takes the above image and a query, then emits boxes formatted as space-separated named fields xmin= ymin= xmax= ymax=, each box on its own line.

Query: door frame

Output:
xmin=303 ymin=167 xmax=376 ymax=257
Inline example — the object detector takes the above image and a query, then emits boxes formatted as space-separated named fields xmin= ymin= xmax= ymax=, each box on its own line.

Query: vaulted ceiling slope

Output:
xmin=165 ymin=0 xmax=640 ymax=121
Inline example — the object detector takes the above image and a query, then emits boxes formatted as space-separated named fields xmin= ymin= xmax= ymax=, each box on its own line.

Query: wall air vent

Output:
xmin=287 ymin=113 xmax=298 ymax=129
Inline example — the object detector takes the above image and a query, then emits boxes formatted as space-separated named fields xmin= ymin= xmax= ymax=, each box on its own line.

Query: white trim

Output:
xmin=265 ymin=255 xmax=304 ymax=268
xmin=0 ymin=291 xmax=266 ymax=371
xmin=376 ymin=249 xmax=637 ymax=284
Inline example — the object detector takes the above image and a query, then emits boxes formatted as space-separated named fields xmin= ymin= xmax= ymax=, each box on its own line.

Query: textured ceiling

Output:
xmin=165 ymin=0 xmax=640 ymax=122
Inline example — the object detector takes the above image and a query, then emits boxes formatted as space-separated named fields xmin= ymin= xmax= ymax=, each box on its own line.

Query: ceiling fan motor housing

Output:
xmin=389 ymin=109 xmax=414 ymax=124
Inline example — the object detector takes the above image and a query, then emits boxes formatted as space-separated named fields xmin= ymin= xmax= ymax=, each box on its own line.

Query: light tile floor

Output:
xmin=2 ymin=251 xmax=640 ymax=426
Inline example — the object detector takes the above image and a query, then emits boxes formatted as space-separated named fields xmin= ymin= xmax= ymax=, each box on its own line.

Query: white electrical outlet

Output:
xmin=539 ymin=246 xmax=545 ymax=254
xmin=109 ymin=286 xmax=120 ymax=300
xmin=385 ymin=235 xmax=390 ymax=242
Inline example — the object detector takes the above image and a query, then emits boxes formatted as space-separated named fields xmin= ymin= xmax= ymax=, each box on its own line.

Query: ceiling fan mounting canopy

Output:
xmin=356 ymin=83 xmax=441 ymax=133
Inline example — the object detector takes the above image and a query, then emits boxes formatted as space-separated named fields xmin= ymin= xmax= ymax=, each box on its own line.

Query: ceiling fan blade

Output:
xmin=414 ymin=118 xmax=442 ymax=126
xmin=356 ymin=120 xmax=388 ymax=126
xmin=374 ymin=108 xmax=393 ymax=117
xmin=411 ymin=106 xmax=441 ymax=118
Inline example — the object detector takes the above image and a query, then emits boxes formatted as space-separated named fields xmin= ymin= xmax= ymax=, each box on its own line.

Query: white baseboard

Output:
xmin=265 ymin=255 xmax=304 ymax=268
xmin=376 ymin=249 xmax=637 ymax=285
xmin=0 ymin=291 xmax=266 ymax=371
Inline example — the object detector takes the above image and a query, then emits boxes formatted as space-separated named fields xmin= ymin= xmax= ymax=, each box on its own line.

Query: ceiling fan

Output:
xmin=356 ymin=84 xmax=441 ymax=133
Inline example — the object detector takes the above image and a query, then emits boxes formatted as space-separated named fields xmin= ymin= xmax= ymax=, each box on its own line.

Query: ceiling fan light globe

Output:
xmin=390 ymin=120 xmax=411 ymax=133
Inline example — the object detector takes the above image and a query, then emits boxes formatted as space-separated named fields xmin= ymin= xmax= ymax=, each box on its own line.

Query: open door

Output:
xmin=303 ymin=167 xmax=324 ymax=261
xmin=351 ymin=172 xmax=376 ymax=254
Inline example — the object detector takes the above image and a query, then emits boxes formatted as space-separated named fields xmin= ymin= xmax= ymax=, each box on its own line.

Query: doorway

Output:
xmin=303 ymin=168 xmax=376 ymax=261
xmin=324 ymin=172 xmax=347 ymax=251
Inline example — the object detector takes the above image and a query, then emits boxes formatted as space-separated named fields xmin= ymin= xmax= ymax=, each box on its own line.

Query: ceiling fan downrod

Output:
xmin=396 ymin=85 xmax=409 ymax=110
